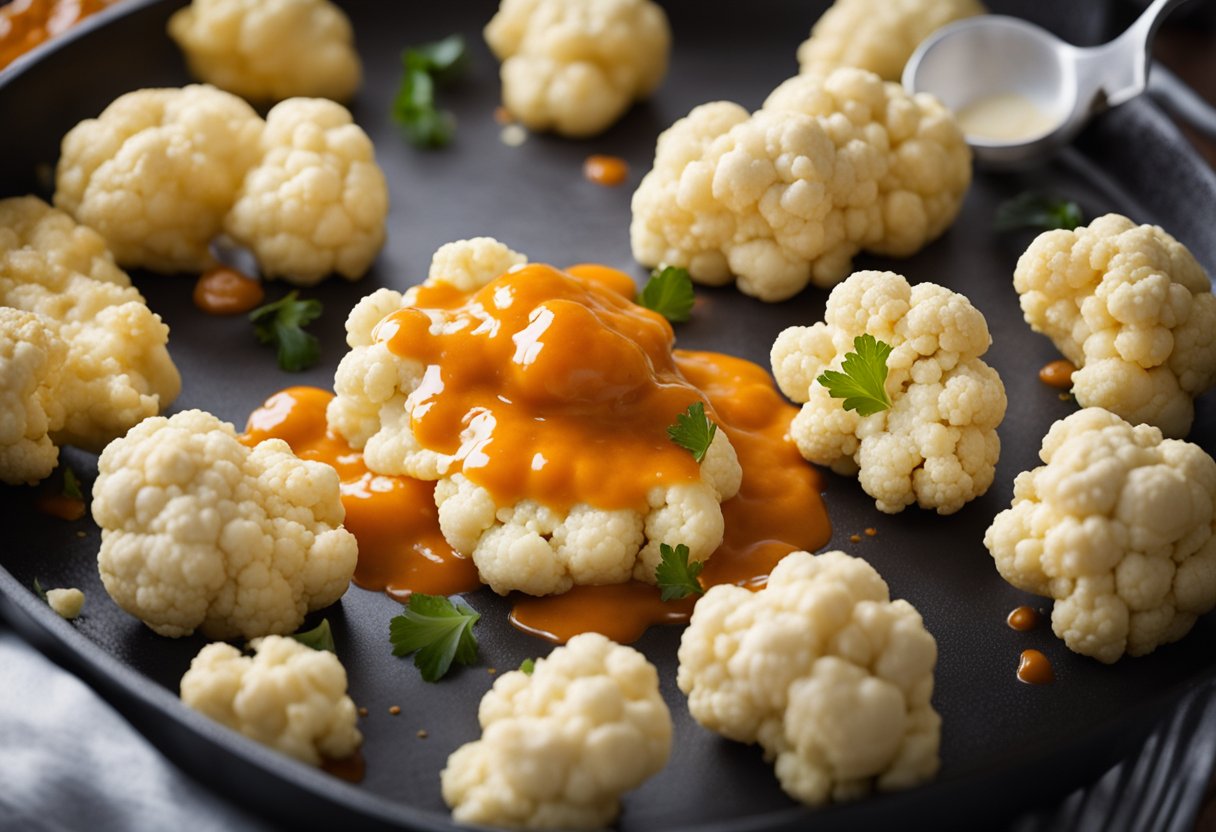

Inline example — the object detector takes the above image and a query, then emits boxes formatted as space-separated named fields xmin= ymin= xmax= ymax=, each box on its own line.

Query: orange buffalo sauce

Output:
xmin=1007 ymin=605 xmax=1039 ymax=632
xmin=244 ymin=263 xmax=831 ymax=643
xmin=1017 ymin=649 xmax=1054 ymax=685
xmin=1038 ymin=359 xmax=1076 ymax=389
xmin=583 ymin=155 xmax=629 ymax=187
xmin=241 ymin=387 xmax=480 ymax=600
xmin=193 ymin=267 xmax=265 ymax=315
xmin=0 ymin=0 xmax=118 ymax=71
xmin=36 ymin=492 xmax=85 ymax=521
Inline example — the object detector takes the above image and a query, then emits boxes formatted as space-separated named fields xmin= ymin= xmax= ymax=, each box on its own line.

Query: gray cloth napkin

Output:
xmin=0 ymin=625 xmax=271 ymax=832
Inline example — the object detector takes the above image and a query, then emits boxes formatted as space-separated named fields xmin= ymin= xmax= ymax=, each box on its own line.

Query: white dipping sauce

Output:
xmin=956 ymin=93 xmax=1058 ymax=142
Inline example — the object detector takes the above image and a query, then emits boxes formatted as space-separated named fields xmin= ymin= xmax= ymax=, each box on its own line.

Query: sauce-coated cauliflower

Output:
xmin=93 ymin=409 xmax=357 ymax=639
xmin=327 ymin=238 xmax=742 ymax=596
xmin=1014 ymin=213 xmax=1216 ymax=438
xmin=984 ymin=408 xmax=1216 ymax=663
xmin=0 ymin=308 xmax=65 ymax=484
xmin=180 ymin=635 xmax=361 ymax=765
xmin=772 ymin=270 xmax=1006 ymax=513
xmin=630 ymin=68 xmax=971 ymax=301
xmin=0 ymin=197 xmax=180 ymax=457
xmin=441 ymin=632 xmax=672 ymax=829
xmin=484 ymin=0 xmax=671 ymax=138
xmin=222 ymin=98 xmax=389 ymax=285
xmin=168 ymin=0 xmax=361 ymax=103
xmin=54 ymin=85 xmax=264 ymax=273
xmin=677 ymin=550 xmax=940 ymax=806
xmin=797 ymin=0 xmax=985 ymax=81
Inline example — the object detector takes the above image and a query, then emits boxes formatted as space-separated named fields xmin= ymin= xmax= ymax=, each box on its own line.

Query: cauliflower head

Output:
xmin=168 ymin=0 xmax=361 ymax=103
xmin=630 ymin=68 xmax=971 ymax=301
xmin=327 ymin=238 xmax=742 ymax=595
xmin=223 ymin=98 xmax=389 ymax=285
xmin=0 ymin=308 xmax=65 ymax=485
xmin=441 ymin=632 xmax=671 ymax=829
xmin=484 ymin=0 xmax=671 ymax=137
xmin=797 ymin=0 xmax=985 ymax=81
xmin=93 ymin=409 xmax=357 ymax=639
xmin=677 ymin=550 xmax=940 ymax=806
xmin=1014 ymin=213 xmax=1216 ymax=438
xmin=180 ymin=635 xmax=361 ymax=765
xmin=54 ymin=84 xmax=264 ymax=273
xmin=0 ymin=196 xmax=180 ymax=454
xmin=47 ymin=587 xmax=86 ymax=620
xmin=771 ymin=270 xmax=1006 ymax=513
xmin=984 ymin=408 xmax=1216 ymax=663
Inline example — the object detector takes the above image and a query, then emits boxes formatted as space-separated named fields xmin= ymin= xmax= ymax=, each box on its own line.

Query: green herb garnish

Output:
xmin=249 ymin=291 xmax=323 ymax=372
xmin=389 ymin=593 xmax=480 ymax=682
xmin=640 ymin=266 xmax=695 ymax=323
xmin=655 ymin=543 xmax=704 ymax=601
xmin=816 ymin=334 xmax=893 ymax=416
xmin=392 ymin=34 xmax=468 ymax=148
xmin=519 ymin=658 xmax=535 ymax=675
xmin=291 ymin=618 xmax=336 ymax=653
xmin=994 ymin=192 xmax=1083 ymax=232
xmin=62 ymin=467 xmax=83 ymax=500
xmin=33 ymin=577 xmax=47 ymax=602
xmin=667 ymin=401 xmax=717 ymax=463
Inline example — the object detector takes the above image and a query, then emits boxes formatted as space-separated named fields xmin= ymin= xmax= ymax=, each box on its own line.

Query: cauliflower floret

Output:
xmin=0 ymin=197 xmax=180 ymax=454
xmin=93 ymin=409 xmax=357 ymax=640
xmin=772 ymin=270 xmax=1005 ymax=513
xmin=47 ymin=587 xmax=86 ymax=620
xmin=0 ymin=308 xmax=65 ymax=484
xmin=180 ymin=636 xmax=361 ymax=765
xmin=54 ymin=85 xmax=265 ymax=273
xmin=1014 ymin=214 xmax=1216 ymax=438
xmin=678 ymin=550 xmax=940 ymax=805
xmin=484 ymin=0 xmax=671 ymax=138
xmin=441 ymin=632 xmax=671 ymax=829
xmin=328 ymin=239 xmax=742 ymax=595
xmin=630 ymin=68 xmax=971 ymax=301
xmin=222 ymin=98 xmax=389 ymax=285
xmin=168 ymin=0 xmax=361 ymax=103
xmin=984 ymin=408 xmax=1216 ymax=663
xmin=797 ymin=0 xmax=985 ymax=81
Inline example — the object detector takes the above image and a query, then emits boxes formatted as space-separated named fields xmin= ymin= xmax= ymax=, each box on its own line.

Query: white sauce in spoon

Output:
xmin=956 ymin=93 xmax=1058 ymax=142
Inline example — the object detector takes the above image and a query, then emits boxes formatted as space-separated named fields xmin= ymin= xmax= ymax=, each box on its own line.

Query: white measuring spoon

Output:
xmin=903 ymin=0 xmax=1190 ymax=167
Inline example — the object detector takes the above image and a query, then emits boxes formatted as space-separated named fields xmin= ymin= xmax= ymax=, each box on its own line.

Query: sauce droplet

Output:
xmin=1038 ymin=359 xmax=1076 ymax=389
xmin=583 ymin=155 xmax=629 ymax=187
xmin=321 ymin=749 xmax=365 ymax=783
xmin=1017 ymin=649 xmax=1054 ymax=685
xmin=193 ymin=267 xmax=265 ymax=315
xmin=36 ymin=493 xmax=85 ymax=521
xmin=510 ymin=584 xmax=695 ymax=645
xmin=1006 ymin=605 xmax=1038 ymax=632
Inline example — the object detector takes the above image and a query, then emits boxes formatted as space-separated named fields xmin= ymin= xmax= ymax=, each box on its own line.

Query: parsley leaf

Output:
xmin=389 ymin=594 xmax=480 ymax=682
xmin=816 ymin=334 xmax=893 ymax=416
xmin=291 ymin=618 xmax=336 ymax=653
xmin=62 ymin=467 xmax=83 ymax=500
xmin=667 ymin=401 xmax=717 ymax=463
xmin=392 ymin=35 xmax=468 ymax=148
xmin=249 ymin=291 xmax=323 ymax=372
xmin=994 ymin=192 xmax=1083 ymax=232
xmin=33 ymin=577 xmax=47 ymax=602
xmin=519 ymin=658 xmax=535 ymax=675
xmin=655 ymin=543 xmax=704 ymax=601
xmin=640 ymin=266 xmax=695 ymax=323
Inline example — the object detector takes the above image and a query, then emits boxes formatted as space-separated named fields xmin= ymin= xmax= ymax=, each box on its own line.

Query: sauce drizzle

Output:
xmin=0 ymin=0 xmax=118 ymax=71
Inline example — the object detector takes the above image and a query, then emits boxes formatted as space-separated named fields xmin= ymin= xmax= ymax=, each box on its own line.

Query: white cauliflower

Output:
xmin=984 ymin=408 xmax=1216 ymax=663
xmin=797 ymin=0 xmax=985 ymax=81
xmin=92 ymin=409 xmax=357 ymax=640
xmin=327 ymin=238 xmax=742 ymax=595
xmin=0 ymin=307 xmax=65 ymax=485
xmin=484 ymin=0 xmax=671 ymax=138
xmin=771 ymin=270 xmax=1006 ymax=513
xmin=677 ymin=550 xmax=940 ymax=806
xmin=180 ymin=636 xmax=361 ymax=765
xmin=47 ymin=587 xmax=86 ymax=620
xmin=168 ymin=0 xmax=361 ymax=103
xmin=630 ymin=68 xmax=971 ymax=301
xmin=441 ymin=632 xmax=671 ymax=829
xmin=0 ymin=196 xmax=180 ymax=455
xmin=223 ymin=98 xmax=389 ymax=285
xmin=54 ymin=85 xmax=265 ymax=273
xmin=1014 ymin=214 xmax=1216 ymax=438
